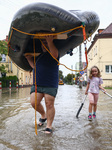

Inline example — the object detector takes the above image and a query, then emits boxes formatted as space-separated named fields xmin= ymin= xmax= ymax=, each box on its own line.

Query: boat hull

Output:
xmin=8 ymin=2 xmax=100 ymax=71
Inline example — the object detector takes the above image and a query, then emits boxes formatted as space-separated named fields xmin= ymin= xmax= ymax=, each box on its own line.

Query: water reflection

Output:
xmin=0 ymin=85 xmax=112 ymax=150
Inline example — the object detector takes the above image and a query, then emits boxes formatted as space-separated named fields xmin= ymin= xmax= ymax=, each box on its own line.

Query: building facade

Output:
xmin=87 ymin=23 xmax=112 ymax=87
xmin=0 ymin=36 xmax=33 ymax=86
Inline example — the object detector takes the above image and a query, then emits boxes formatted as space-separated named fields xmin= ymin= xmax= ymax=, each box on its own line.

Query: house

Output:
xmin=87 ymin=23 xmax=112 ymax=87
xmin=0 ymin=36 xmax=33 ymax=86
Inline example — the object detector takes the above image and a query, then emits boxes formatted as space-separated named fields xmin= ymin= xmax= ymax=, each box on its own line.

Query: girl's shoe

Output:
xmin=93 ymin=114 xmax=96 ymax=118
xmin=88 ymin=115 xmax=92 ymax=121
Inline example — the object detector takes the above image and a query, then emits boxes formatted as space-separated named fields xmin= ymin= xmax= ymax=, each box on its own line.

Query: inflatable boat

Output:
xmin=8 ymin=2 xmax=100 ymax=71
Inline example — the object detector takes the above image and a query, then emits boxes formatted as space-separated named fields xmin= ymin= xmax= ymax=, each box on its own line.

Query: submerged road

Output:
xmin=0 ymin=85 xmax=112 ymax=150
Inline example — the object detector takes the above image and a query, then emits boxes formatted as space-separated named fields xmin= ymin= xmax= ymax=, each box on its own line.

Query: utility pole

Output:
xmin=79 ymin=44 xmax=82 ymax=88
xmin=71 ymin=65 xmax=73 ymax=85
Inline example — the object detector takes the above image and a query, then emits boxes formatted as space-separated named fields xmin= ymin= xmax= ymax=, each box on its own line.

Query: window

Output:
xmin=26 ymin=76 xmax=27 ymax=84
xmin=1 ymin=54 xmax=6 ymax=62
xmin=91 ymin=52 xmax=92 ymax=60
xmin=94 ymin=48 xmax=95 ymax=56
xmin=88 ymin=54 xmax=90 ymax=61
xmin=96 ymin=46 xmax=97 ymax=55
xmin=94 ymin=46 xmax=97 ymax=56
xmin=21 ymin=73 xmax=23 ymax=81
xmin=105 ymin=65 xmax=112 ymax=73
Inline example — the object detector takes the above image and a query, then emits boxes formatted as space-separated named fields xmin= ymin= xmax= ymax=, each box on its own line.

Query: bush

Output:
xmin=0 ymin=76 xmax=18 ymax=87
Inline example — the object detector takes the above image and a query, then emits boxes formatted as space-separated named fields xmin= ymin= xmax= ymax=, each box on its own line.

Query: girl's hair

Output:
xmin=89 ymin=66 xmax=101 ymax=79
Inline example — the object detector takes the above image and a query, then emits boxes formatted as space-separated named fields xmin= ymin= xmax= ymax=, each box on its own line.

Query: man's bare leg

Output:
xmin=45 ymin=94 xmax=55 ymax=133
xmin=30 ymin=93 xmax=46 ymax=122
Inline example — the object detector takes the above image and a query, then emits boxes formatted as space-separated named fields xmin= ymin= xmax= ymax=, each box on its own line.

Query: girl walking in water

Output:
xmin=85 ymin=66 xmax=106 ymax=121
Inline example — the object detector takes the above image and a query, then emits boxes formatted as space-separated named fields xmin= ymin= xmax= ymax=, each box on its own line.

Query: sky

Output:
xmin=0 ymin=0 xmax=112 ymax=76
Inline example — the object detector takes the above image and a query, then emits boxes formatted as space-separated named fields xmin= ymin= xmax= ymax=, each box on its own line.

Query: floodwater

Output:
xmin=0 ymin=85 xmax=112 ymax=150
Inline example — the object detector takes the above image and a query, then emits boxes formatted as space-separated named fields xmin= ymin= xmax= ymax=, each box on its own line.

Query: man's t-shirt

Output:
xmin=33 ymin=52 xmax=59 ymax=88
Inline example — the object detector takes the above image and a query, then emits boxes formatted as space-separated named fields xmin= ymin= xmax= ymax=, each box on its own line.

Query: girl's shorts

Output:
xmin=88 ymin=93 xmax=99 ymax=104
xmin=30 ymin=85 xmax=58 ymax=97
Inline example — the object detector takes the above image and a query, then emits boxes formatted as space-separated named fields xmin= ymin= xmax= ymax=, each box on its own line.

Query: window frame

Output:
xmin=105 ymin=65 xmax=112 ymax=73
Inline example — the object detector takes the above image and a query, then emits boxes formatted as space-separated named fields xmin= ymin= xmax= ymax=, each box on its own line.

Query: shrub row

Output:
xmin=0 ymin=76 xmax=18 ymax=87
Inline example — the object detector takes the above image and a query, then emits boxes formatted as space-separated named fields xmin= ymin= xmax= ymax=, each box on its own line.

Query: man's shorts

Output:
xmin=30 ymin=85 xmax=58 ymax=97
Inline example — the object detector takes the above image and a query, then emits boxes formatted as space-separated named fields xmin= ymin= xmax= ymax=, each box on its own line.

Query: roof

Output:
xmin=101 ymin=23 xmax=112 ymax=34
xmin=87 ymin=23 xmax=112 ymax=53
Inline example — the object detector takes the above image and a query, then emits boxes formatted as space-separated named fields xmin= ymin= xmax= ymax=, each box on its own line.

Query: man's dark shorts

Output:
xmin=30 ymin=85 xmax=58 ymax=97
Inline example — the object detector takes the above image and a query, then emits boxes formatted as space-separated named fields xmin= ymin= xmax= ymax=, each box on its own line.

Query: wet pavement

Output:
xmin=0 ymin=85 xmax=112 ymax=150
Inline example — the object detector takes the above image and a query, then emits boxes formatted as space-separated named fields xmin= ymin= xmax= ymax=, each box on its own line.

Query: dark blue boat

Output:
xmin=8 ymin=2 xmax=100 ymax=71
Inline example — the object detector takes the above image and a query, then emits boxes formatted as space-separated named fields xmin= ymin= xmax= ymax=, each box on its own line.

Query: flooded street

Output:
xmin=0 ymin=85 xmax=112 ymax=150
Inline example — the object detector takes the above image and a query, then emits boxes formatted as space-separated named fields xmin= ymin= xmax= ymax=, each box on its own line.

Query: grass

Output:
xmin=105 ymin=87 xmax=112 ymax=89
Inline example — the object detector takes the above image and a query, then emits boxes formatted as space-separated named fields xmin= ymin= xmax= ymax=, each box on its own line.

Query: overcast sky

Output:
xmin=0 ymin=0 xmax=112 ymax=76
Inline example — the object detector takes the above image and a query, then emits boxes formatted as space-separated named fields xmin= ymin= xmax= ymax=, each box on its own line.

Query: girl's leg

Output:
xmin=93 ymin=94 xmax=99 ymax=116
xmin=88 ymin=93 xmax=94 ymax=120
xmin=89 ymin=103 xmax=93 ymax=113
xmin=93 ymin=104 xmax=97 ymax=112
xmin=93 ymin=104 xmax=97 ymax=118
xmin=88 ymin=93 xmax=94 ymax=114
xmin=88 ymin=103 xmax=93 ymax=120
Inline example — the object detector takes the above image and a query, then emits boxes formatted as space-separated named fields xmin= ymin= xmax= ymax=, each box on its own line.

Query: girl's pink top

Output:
xmin=87 ymin=77 xmax=103 ymax=93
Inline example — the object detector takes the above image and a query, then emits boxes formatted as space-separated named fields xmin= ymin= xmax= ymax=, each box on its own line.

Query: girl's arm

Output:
xmin=85 ymin=83 xmax=90 ymax=95
xmin=99 ymin=85 xmax=106 ymax=93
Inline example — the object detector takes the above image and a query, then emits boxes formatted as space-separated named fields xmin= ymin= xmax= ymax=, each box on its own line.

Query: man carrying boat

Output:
xmin=25 ymin=35 xmax=59 ymax=134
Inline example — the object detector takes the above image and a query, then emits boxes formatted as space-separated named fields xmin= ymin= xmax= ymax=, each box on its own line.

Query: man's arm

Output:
xmin=46 ymin=36 xmax=58 ymax=59
xmin=25 ymin=55 xmax=34 ymax=68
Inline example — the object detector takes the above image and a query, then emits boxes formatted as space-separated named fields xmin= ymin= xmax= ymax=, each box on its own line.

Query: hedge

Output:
xmin=0 ymin=76 xmax=18 ymax=87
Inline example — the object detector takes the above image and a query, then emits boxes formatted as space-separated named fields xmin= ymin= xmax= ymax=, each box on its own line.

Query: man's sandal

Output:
xmin=44 ymin=128 xmax=52 ymax=134
xmin=38 ymin=118 xmax=47 ymax=127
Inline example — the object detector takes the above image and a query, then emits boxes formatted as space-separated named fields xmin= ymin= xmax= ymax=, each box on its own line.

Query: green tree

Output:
xmin=0 ymin=64 xmax=7 ymax=74
xmin=75 ymin=73 xmax=80 ymax=84
xmin=63 ymin=76 xmax=68 ymax=83
xmin=59 ymin=70 xmax=64 ymax=80
xmin=0 ymin=41 xmax=8 ymax=55
xmin=75 ymin=73 xmax=80 ymax=78
xmin=0 ymin=40 xmax=8 ymax=74
xmin=64 ymin=73 xmax=75 ymax=84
